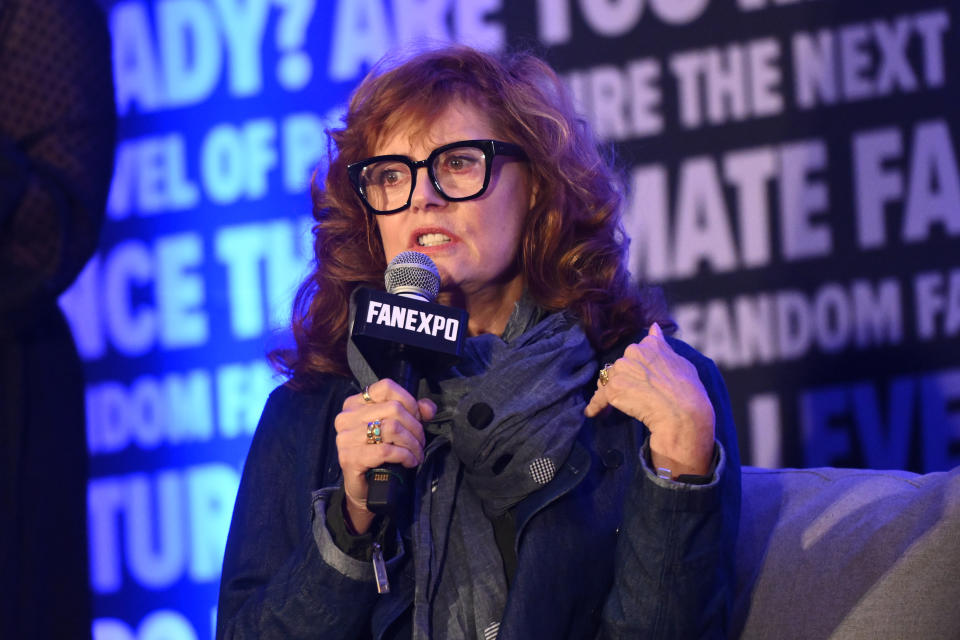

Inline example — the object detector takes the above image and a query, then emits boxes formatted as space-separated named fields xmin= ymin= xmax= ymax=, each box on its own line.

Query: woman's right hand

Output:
xmin=334 ymin=379 xmax=436 ymax=534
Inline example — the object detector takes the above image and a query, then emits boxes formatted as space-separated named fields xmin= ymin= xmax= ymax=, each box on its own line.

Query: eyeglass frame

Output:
xmin=346 ymin=139 xmax=528 ymax=215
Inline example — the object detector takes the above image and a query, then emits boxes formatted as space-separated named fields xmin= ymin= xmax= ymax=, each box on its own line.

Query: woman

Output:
xmin=217 ymin=45 xmax=740 ymax=639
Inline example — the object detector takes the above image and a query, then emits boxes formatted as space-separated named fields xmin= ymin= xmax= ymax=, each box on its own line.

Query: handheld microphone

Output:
xmin=351 ymin=251 xmax=467 ymax=517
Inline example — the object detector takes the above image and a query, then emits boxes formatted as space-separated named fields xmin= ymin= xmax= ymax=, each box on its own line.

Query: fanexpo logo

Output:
xmin=364 ymin=301 xmax=460 ymax=341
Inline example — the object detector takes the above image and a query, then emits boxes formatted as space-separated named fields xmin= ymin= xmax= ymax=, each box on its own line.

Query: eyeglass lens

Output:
xmin=359 ymin=145 xmax=487 ymax=212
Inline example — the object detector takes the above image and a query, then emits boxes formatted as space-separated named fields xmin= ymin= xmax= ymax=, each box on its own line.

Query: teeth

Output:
xmin=417 ymin=233 xmax=451 ymax=247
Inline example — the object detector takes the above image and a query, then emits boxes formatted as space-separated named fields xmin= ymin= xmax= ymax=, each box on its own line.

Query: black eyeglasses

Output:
xmin=347 ymin=139 xmax=527 ymax=215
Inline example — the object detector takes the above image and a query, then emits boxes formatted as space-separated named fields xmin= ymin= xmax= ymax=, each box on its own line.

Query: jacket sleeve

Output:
xmin=602 ymin=341 xmax=742 ymax=639
xmin=215 ymin=385 xmax=404 ymax=639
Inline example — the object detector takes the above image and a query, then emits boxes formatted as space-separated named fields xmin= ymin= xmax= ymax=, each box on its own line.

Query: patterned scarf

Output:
xmin=410 ymin=300 xmax=596 ymax=639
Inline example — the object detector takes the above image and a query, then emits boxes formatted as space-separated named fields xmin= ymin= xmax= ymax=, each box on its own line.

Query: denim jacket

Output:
xmin=216 ymin=337 xmax=741 ymax=639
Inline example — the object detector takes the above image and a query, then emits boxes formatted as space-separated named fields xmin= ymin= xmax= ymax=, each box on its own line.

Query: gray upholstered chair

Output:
xmin=734 ymin=466 xmax=960 ymax=639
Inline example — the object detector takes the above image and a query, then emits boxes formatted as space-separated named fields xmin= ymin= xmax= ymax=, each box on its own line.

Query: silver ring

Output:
xmin=362 ymin=386 xmax=373 ymax=403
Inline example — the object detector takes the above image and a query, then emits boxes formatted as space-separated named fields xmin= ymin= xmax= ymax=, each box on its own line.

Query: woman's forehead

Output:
xmin=370 ymin=101 xmax=498 ymax=155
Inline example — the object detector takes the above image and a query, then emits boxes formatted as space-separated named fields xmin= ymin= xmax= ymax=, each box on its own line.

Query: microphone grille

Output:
xmin=385 ymin=251 xmax=440 ymax=302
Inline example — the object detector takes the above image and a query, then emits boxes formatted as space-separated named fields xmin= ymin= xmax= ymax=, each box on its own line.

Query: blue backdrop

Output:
xmin=60 ymin=1 xmax=959 ymax=638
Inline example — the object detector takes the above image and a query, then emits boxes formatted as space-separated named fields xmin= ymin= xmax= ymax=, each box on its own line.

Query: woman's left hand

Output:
xmin=584 ymin=322 xmax=716 ymax=477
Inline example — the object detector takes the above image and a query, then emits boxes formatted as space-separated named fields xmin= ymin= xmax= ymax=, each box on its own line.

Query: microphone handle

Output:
xmin=365 ymin=350 xmax=420 ymax=518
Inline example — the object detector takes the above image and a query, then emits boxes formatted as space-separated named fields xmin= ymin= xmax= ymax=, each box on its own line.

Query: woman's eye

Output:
xmin=371 ymin=166 xmax=407 ymax=187
xmin=442 ymin=154 xmax=479 ymax=172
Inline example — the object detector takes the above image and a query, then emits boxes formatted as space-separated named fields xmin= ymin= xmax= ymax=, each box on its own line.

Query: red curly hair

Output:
xmin=273 ymin=45 xmax=672 ymax=387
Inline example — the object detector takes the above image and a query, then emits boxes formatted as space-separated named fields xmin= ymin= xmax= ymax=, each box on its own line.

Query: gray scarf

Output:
xmin=411 ymin=300 xmax=596 ymax=639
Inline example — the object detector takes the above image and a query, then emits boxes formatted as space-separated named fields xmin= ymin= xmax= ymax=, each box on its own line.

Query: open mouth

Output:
xmin=417 ymin=233 xmax=452 ymax=247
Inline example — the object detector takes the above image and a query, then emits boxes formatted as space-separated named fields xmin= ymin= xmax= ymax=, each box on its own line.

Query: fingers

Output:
xmin=584 ymin=375 xmax=609 ymax=417
xmin=342 ymin=378 xmax=421 ymax=417
xmin=335 ymin=401 xmax=426 ymax=449
xmin=585 ymin=356 xmax=641 ymax=419
xmin=334 ymin=381 xmax=434 ymax=535
xmin=586 ymin=324 xmax=716 ymax=473
xmin=585 ymin=360 xmax=620 ymax=417
xmin=637 ymin=321 xmax=668 ymax=356
xmin=584 ymin=395 xmax=607 ymax=418
xmin=336 ymin=416 xmax=423 ymax=513
xmin=584 ymin=323 xmax=673 ymax=419
xmin=418 ymin=397 xmax=437 ymax=421
xmin=649 ymin=321 xmax=663 ymax=338
xmin=590 ymin=329 xmax=714 ymax=429
xmin=335 ymin=379 xmax=435 ymax=507
xmin=339 ymin=434 xmax=422 ymax=469
xmin=371 ymin=417 xmax=425 ymax=463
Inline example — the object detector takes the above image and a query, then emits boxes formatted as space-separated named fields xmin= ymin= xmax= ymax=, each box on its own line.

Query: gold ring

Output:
xmin=598 ymin=363 xmax=613 ymax=387
xmin=362 ymin=386 xmax=373 ymax=403
xmin=366 ymin=420 xmax=383 ymax=444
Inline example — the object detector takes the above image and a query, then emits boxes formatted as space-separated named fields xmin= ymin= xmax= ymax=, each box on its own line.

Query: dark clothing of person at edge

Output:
xmin=0 ymin=1 xmax=115 ymax=638
xmin=217 ymin=44 xmax=741 ymax=640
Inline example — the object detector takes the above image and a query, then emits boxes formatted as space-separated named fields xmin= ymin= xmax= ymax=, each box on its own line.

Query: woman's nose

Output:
xmin=409 ymin=166 xmax=446 ymax=211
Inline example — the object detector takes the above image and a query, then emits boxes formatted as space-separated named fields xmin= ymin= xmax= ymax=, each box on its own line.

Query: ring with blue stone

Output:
xmin=366 ymin=420 xmax=383 ymax=444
